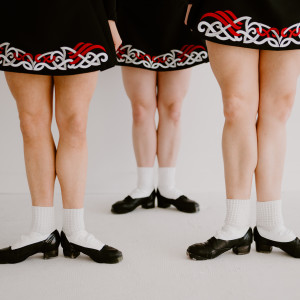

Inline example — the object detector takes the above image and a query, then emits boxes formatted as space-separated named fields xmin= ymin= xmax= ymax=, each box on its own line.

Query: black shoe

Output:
xmin=187 ymin=228 xmax=253 ymax=260
xmin=157 ymin=189 xmax=199 ymax=213
xmin=111 ymin=189 xmax=156 ymax=214
xmin=0 ymin=230 xmax=60 ymax=264
xmin=254 ymin=227 xmax=300 ymax=258
xmin=60 ymin=231 xmax=123 ymax=264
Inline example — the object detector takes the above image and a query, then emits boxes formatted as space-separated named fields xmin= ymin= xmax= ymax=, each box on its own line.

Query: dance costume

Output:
xmin=186 ymin=0 xmax=300 ymax=260
xmin=188 ymin=0 xmax=300 ymax=50
xmin=116 ymin=0 xmax=209 ymax=71
xmin=0 ymin=0 xmax=117 ymax=75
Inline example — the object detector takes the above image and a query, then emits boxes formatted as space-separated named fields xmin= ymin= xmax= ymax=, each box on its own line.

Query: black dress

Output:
xmin=188 ymin=0 xmax=300 ymax=50
xmin=116 ymin=0 xmax=209 ymax=71
xmin=0 ymin=0 xmax=117 ymax=75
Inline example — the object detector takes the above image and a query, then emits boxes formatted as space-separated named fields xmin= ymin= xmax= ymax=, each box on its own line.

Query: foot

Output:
xmin=187 ymin=228 xmax=253 ymax=260
xmin=157 ymin=189 xmax=199 ymax=213
xmin=61 ymin=231 xmax=123 ymax=264
xmin=0 ymin=230 xmax=60 ymax=264
xmin=254 ymin=227 xmax=300 ymax=258
xmin=111 ymin=189 xmax=156 ymax=214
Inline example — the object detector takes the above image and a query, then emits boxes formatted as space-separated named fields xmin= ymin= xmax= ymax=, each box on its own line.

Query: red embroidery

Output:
xmin=0 ymin=42 xmax=109 ymax=71
xmin=178 ymin=45 xmax=206 ymax=63
xmin=14 ymin=52 xmax=57 ymax=63
xmin=201 ymin=10 xmax=300 ymax=39
xmin=135 ymin=53 xmax=168 ymax=63
xmin=11 ymin=43 xmax=106 ymax=64
xmin=117 ymin=45 xmax=206 ymax=63
xmin=200 ymin=10 xmax=242 ymax=36
xmin=69 ymin=43 xmax=106 ymax=65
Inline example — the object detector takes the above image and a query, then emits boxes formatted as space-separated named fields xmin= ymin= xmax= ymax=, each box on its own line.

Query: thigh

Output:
xmin=121 ymin=66 xmax=157 ymax=107
xmin=5 ymin=72 xmax=53 ymax=119
xmin=207 ymin=41 xmax=260 ymax=110
xmin=259 ymin=50 xmax=300 ymax=113
xmin=54 ymin=72 xmax=99 ymax=121
xmin=157 ymin=68 xmax=192 ymax=105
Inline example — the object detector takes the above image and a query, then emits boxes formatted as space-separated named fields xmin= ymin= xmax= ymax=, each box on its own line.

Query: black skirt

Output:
xmin=116 ymin=0 xmax=209 ymax=71
xmin=188 ymin=0 xmax=300 ymax=50
xmin=0 ymin=0 xmax=117 ymax=75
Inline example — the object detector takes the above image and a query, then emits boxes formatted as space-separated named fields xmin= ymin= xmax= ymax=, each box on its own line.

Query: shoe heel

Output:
xmin=63 ymin=245 xmax=80 ymax=259
xmin=255 ymin=242 xmax=273 ymax=253
xmin=43 ymin=248 xmax=59 ymax=259
xmin=157 ymin=198 xmax=171 ymax=209
xmin=233 ymin=244 xmax=251 ymax=255
xmin=142 ymin=197 xmax=155 ymax=209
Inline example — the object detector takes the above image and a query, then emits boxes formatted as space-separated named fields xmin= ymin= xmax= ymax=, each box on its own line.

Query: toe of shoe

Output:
xmin=102 ymin=245 xmax=123 ymax=259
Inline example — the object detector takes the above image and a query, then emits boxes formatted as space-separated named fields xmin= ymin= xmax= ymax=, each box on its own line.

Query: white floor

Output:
xmin=0 ymin=192 xmax=299 ymax=300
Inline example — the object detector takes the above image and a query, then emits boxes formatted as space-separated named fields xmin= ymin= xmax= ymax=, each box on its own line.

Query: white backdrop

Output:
xmin=0 ymin=64 xmax=300 ymax=196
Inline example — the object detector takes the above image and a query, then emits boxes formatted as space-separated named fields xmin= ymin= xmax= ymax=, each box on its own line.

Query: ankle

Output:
xmin=62 ymin=208 xmax=85 ymax=237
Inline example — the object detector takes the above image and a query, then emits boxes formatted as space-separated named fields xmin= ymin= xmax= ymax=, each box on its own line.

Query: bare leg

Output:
xmin=5 ymin=72 xmax=55 ymax=207
xmin=187 ymin=43 xmax=259 ymax=258
xmin=157 ymin=69 xmax=191 ymax=167
xmin=121 ymin=66 xmax=157 ymax=167
xmin=4 ymin=72 xmax=56 ymax=250
xmin=254 ymin=50 xmax=300 ymax=243
xmin=256 ymin=50 xmax=300 ymax=202
xmin=206 ymin=42 xmax=259 ymax=240
xmin=54 ymin=72 xmax=98 ymax=209
xmin=207 ymin=42 xmax=259 ymax=200
xmin=118 ymin=67 xmax=157 ymax=199
xmin=156 ymin=69 xmax=192 ymax=200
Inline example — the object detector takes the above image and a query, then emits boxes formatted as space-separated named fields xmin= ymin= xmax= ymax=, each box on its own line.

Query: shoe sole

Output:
xmin=186 ymin=246 xmax=250 ymax=261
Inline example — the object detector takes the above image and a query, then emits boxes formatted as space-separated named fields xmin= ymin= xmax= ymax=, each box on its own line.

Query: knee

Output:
xmin=158 ymin=101 xmax=182 ymax=123
xmin=19 ymin=112 xmax=51 ymax=142
xmin=131 ymin=103 xmax=156 ymax=125
xmin=260 ymin=92 xmax=295 ymax=123
xmin=57 ymin=114 xmax=87 ymax=144
xmin=223 ymin=94 xmax=257 ymax=124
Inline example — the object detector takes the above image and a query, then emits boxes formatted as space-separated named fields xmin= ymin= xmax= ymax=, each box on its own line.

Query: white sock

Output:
xmin=158 ymin=167 xmax=183 ymax=199
xmin=12 ymin=206 xmax=56 ymax=250
xmin=130 ymin=167 xmax=155 ymax=198
xmin=63 ymin=208 xmax=104 ymax=250
xmin=215 ymin=199 xmax=251 ymax=240
xmin=256 ymin=200 xmax=296 ymax=242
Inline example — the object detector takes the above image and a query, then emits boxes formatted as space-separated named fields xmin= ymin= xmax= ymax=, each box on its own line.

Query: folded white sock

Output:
xmin=256 ymin=200 xmax=296 ymax=243
xmin=63 ymin=208 xmax=104 ymax=250
xmin=215 ymin=199 xmax=251 ymax=240
xmin=12 ymin=206 xmax=56 ymax=250
xmin=158 ymin=167 xmax=183 ymax=199
xmin=130 ymin=167 xmax=155 ymax=198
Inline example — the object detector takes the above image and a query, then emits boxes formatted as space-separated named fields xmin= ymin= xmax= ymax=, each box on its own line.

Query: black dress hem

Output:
xmin=0 ymin=64 xmax=116 ymax=76
xmin=116 ymin=44 xmax=209 ymax=72
xmin=117 ymin=59 xmax=208 ymax=72
xmin=202 ymin=36 xmax=300 ymax=52
xmin=188 ymin=6 xmax=300 ymax=51
xmin=0 ymin=42 xmax=116 ymax=76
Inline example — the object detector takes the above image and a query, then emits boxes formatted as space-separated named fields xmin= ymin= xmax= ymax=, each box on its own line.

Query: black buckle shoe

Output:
xmin=254 ymin=227 xmax=300 ymax=258
xmin=0 ymin=230 xmax=60 ymax=264
xmin=187 ymin=228 xmax=253 ymax=260
xmin=111 ymin=190 xmax=156 ymax=214
xmin=61 ymin=231 xmax=123 ymax=264
xmin=157 ymin=190 xmax=199 ymax=213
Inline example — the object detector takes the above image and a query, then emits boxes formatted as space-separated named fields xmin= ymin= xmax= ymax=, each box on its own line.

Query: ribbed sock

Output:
xmin=130 ymin=167 xmax=155 ymax=198
xmin=63 ymin=208 xmax=104 ymax=250
xmin=12 ymin=206 xmax=55 ymax=250
xmin=158 ymin=167 xmax=182 ymax=199
xmin=215 ymin=199 xmax=251 ymax=240
xmin=256 ymin=200 xmax=296 ymax=242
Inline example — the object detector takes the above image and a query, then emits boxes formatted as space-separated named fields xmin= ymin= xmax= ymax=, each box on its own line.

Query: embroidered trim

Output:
xmin=0 ymin=42 xmax=109 ymax=71
xmin=117 ymin=45 xmax=208 ymax=69
xmin=198 ymin=10 xmax=300 ymax=48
